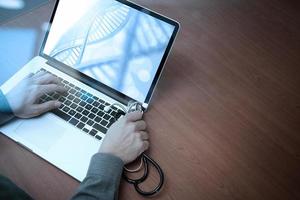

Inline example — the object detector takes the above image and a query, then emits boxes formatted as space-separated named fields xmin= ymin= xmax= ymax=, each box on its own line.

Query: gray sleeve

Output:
xmin=0 ymin=90 xmax=14 ymax=126
xmin=71 ymin=153 xmax=124 ymax=200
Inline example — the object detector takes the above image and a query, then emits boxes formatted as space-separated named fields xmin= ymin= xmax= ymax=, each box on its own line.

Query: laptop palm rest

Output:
xmin=14 ymin=117 xmax=65 ymax=152
xmin=0 ymin=112 xmax=100 ymax=181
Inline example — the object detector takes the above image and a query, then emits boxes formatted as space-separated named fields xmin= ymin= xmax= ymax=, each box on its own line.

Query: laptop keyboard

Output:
xmin=38 ymin=69 xmax=124 ymax=141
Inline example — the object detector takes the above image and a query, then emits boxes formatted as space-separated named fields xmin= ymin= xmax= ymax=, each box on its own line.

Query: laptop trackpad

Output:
xmin=14 ymin=118 xmax=65 ymax=151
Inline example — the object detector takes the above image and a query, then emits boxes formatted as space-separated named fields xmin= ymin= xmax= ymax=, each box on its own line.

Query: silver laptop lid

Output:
xmin=40 ymin=0 xmax=179 ymax=109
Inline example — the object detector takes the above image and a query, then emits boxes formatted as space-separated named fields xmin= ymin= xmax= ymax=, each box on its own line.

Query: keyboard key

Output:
xmin=100 ymin=120 xmax=108 ymax=126
xmin=81 ymin=95 xmax=88 ymax=101
xmin=115 ymin=111 xmax=125 ymax=119
xmin=87 ymin=93 xmax=92 ymax=97
xmin=63 ymin=80 xmax=69 ymax=84
xmin=111 ymin=111 xmax=117 ymax=117
xmin=82 ymin=110 xmax=89 ymax=116
xmin=87 ymin=98 xmax=94 ymax=104
xmin=93 ymin=124 xmax=107 ymax=133
xmin=59 ymin=96 xmax=66 ymax=102
xmin=88 ymin=113 xmax=96 ymax=119
xmin=74 ymin=98 xmax=80 ymax=104
xmin=67 ymin=94 xmax=75 ymax=101
xmin=79 ymin=101 xmax=87 ymax=107
xmin=81 ymin=116 xmax=88 ymax=123
xmin=52 ymin=109 xmax=71 ymax=121
xmin=103 ymin=114 xmax=110 ymax=120
xmin=107 ymin=120 xmax=115 ymax=128
xmin=117 ymin=109 xmax=126 ymax=115
xmin=95 ymin=116 xmax=101 ymax=122
xmin=40 ymin=94 xmax=47 ymax=99
xmin=63 ymin=106 xmax=70 ymax=113
xmin=105 ymin=109 xmax=112 ymax=114
xmin=46 ymin=96 xmax=53 ymax=101
xmin=95 ymin=135 xmax=102 ymax=140
xmin=69 ymin=118 xmax=79 ymax=126
xmin=65 ymin=100 xmax=72 ymax=106
xmin=62 ymin=92 xmax=68 ymax=97
xmin=68 ymin=110 xmax=76 ymax=116
xmin=97 ymin=110 xmax=105 ymax=117
xmin=89 ymin=129 xmax=97 ymax=136
xmin=104 ymin=102 xmax=110 ymax=106
xmin=77 ymin=122 xmax=85 ymax=129
xmin=92 ymin=96 xmax=99 ymax=101
xmin=69 ymin=89 xmax=76 ymax=94
xmin=99 ymin=99 xmax=105 ymax=104
xmin=99 ymin=104 xmax=105 ymax=110
xmin=75 ymin=86 xmax=80 ymax=91
xmin=91 ymin=107 xmax=99 ymax=113
xmin=69 ymin=83 xmax=74 ymax=87
xmin=87 ymin=120 xmax=94 ymax=126
xmin=83 ymin=128 xmax=89 ymax=133
xmin=92 ymin=101 xmax=100 ymax=107
xmin=75 ymin=92 xmax=82 ymax=97
xmin=53 ymin=93 xmax=60 ymax=99
xmin=75 ymin=113 xmax=82 ymax=119
xmin=70 ymin=103 xmax=77 ymax=109
xmin=85 ymin=104 xmax=92 ymax=110
xmin=76 ymin=106 xmax=84 ymax=112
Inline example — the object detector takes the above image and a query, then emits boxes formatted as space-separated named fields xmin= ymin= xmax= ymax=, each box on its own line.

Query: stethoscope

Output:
xmin=104 ymin=101 xmax=164 ymax=196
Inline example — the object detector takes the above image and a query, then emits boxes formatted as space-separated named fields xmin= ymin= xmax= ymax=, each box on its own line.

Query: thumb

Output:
xmin=125 ymin=111 xmax=143 ymax=122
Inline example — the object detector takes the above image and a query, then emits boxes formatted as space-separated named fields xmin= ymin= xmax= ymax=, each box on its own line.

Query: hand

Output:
xmin=6 ymin=71 xmax=67 ymax=118
xmin=99 ymin=111 xmax=149 ymax=164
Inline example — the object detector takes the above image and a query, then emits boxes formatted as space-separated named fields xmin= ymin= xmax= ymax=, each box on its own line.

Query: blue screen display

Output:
xmin=43 ymin=0 xmax=175 ymax=102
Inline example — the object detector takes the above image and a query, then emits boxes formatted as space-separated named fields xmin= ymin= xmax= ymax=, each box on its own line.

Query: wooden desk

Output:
xmin=0 ymin=0 xmax=299 ymax=199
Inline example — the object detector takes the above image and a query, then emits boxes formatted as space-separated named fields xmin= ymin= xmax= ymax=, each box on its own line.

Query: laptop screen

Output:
xmin=43 ymin=0 xmax=176 ymax=103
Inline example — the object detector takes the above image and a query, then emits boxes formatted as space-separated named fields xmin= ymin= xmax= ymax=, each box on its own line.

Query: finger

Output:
xmin=25 ymin=72 xmax=34 ymax=79
xmin=138 ymin=131 xmax=149 ymax=140
xmin=17 ymin=73 xmax=34 ymax=86
xmin=134 ymin=120 xmax=147 ymax=131
xmin=34 ymin=70 xmax=47 ymax=78
xmin=36 ymin=84 xmax=67 ymax=97
xmin=125 ymin=111 xmax=143 ymax=122
xmin=33 ymin=100 xmax=61 ymax=116
xmin=34 ymin=73 xmax=60 ymax=85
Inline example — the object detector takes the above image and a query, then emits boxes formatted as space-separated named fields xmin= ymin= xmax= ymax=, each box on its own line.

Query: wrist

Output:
xmin=98 ymin=149 xmax=123 ymax=162
xmin=94 ymin=152 xmax=124 ymax=166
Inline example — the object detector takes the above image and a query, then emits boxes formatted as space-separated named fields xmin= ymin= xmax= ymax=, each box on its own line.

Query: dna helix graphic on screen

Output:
xmin=50 ymin=4 xmax=130 ymax=66
xmin=47 ymin=1 xmax=174 ymax=102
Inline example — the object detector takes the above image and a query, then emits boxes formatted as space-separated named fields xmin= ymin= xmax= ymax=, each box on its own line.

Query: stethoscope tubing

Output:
xmin=123 ymin=153 xmax=165 ymax=196
xmin=108 ymin=102 xmax=165 ymax=196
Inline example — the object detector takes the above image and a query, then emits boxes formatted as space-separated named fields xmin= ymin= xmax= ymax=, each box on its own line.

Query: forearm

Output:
xmin=71 ymin=153 xmax=124 ymax=200
xmin=0 ymin=90 xmax=14 ymax=126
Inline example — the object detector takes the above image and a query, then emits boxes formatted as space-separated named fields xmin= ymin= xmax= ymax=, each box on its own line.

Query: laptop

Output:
xmin=0 ymin=0 xmax=179 ymax=181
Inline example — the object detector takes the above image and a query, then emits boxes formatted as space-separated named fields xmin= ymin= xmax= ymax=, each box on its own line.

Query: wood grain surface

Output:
xmin=0 ymin=0 xmax=299 ymax=199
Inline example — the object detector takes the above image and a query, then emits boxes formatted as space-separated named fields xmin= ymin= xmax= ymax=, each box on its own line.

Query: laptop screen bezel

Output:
xmin=39 ymin=0 xmax=180 ymax=109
